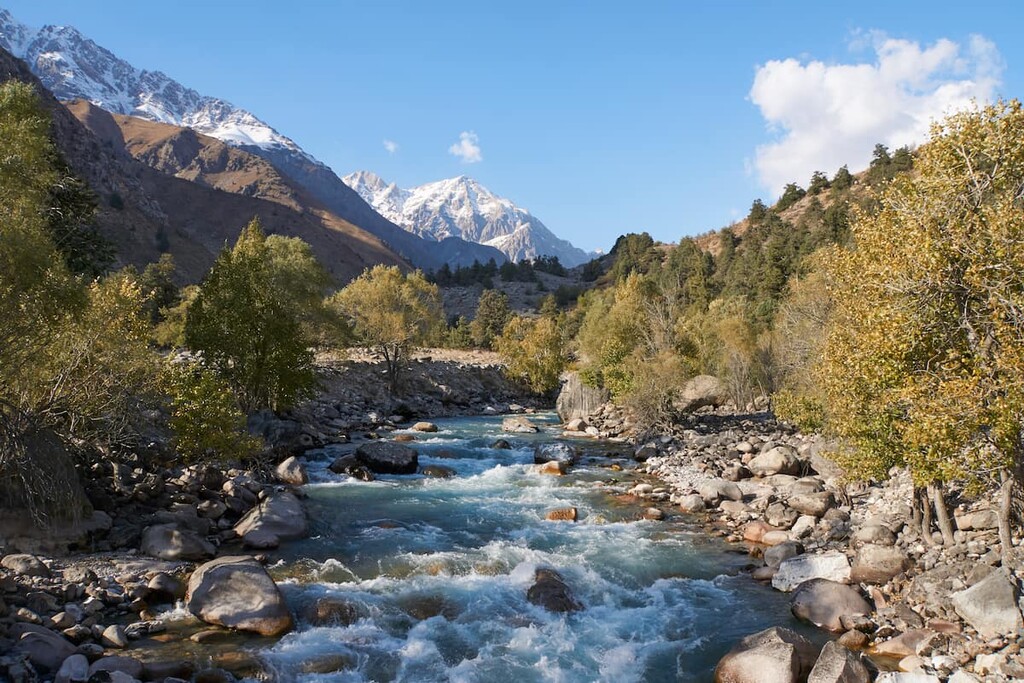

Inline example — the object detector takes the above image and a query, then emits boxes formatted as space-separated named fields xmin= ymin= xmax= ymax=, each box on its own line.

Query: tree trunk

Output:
xmin=998 ymin=469 xmax=1016 ymax=567
xmin=930 ymin=482 xmax=957 ymax=547
xmin=920 ymin=488 xmax=936 ymax=546
xmin=911 ymin=486 xmax=923 ymax=531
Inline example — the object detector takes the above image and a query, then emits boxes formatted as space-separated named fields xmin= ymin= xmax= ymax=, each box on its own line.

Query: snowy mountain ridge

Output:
xmin=0 ymin=9 xmax=311 ymax=160
xmin=344 ymin=171 xmax=590 ymax=267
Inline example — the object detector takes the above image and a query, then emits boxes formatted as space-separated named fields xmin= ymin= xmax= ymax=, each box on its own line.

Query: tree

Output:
xmin=808 ymin=171 xmax=830 ymax=195
xmin=831 ymin=165 xmax=854 ymax=190
xmin=329 ymin=265 xmax=443 ymax=394
xmin=610 ymin=232 xmax=659 ymax=280
xmin=496 ymin=315 xmax=569 ymax=394
xmin=817 ymin=101 xmax=1024 ymax=558
xmin=471 ymin=289 xmax=512 ymax=349
xmin=775 ymin=183 xmax=806 ymax=212
xmin=139 ymin=253 xmax=179 ymax=324
xmin=185 ymin=219 xmax=322 ymax=411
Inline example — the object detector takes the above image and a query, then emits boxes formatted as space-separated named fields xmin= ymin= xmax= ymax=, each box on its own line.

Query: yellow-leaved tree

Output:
xmin=818 ymin=101 xmax=1024 ymax=557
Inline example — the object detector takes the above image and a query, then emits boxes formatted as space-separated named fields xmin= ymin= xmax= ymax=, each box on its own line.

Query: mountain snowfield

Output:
xmin=344 ymin=171 xmax=591 ymax=266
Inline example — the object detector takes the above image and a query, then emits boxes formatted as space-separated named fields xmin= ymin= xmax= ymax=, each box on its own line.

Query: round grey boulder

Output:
xmin=186 ymin=556 xmax=293 ymax=637
xmin=355 ymin=441 xmax=418 ymax=474
xmin=791 ymin=578 xmax=871 ymax=632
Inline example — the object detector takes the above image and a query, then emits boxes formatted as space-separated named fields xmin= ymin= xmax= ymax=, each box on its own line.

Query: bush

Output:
xmin=496 ymin=316 xmax=569 ymax=394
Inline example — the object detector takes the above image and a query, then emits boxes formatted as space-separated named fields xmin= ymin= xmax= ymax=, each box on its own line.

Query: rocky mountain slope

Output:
xmin=0 ymin=8 xmax=503 ymax=270
xmin=345 ymin=171 xmax=590 ymax=266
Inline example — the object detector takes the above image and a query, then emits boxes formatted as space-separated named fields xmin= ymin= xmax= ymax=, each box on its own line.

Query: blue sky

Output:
xmin=7 ymin=1 xmax=1023 ymax=252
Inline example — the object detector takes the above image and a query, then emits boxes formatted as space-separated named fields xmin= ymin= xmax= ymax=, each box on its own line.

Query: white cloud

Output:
xmin=749 ymin=33 xmax=1003 ymax=195
xmin=448 ymin=131 xmax=482 ymax=163
xmin=383 ymin=139 xmax=398 ymax=154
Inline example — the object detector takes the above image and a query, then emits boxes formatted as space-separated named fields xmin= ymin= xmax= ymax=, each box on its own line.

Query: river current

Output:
xmin=255 ymin=412 xmax=809 ymax=682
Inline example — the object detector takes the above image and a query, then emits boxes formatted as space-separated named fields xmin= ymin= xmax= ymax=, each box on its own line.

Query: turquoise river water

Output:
xmin=254 ymin=412 xmax=811 ymax=682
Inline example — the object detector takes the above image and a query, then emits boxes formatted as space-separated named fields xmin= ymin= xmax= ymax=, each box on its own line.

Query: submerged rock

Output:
xmin=355 ymin=442 xmax=418 ymax=474
xmin=527 ymin=568 xmax=582 ymax=612
xmin=186 ymin=556 xmax=293 ymax=637
xmin=421 ymin=465 xmax=456 ymax=478
xmin=713 ymin=626 xmax=818 ymax=683
xmin=328 ymin=454 xmax=375 ymax=481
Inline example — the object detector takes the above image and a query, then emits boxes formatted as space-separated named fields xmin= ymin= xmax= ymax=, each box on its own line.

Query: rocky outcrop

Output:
xmin=673 ymin=374 xmax=727 ymax=413
xmin=186 ymin=556 xmax=293 ymax=636
xmin=355 ymin=442 xmax=418 ymax=475
xmin=713 ymin=626 xmax=818 ymax=683
xmin=555 ymin=372 xmax=609 ymax=422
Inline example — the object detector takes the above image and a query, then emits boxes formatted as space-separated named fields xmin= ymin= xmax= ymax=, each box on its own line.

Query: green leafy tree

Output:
xmin=496 ymin=315 xmax=569 ymax=394
xmin=185 ymin=219 xmax=322 ymax=411
xmin=817 ymin=101 xmax=1024 ymax=556
xmin=831 ymin=165 xmax=854 ymax=190
xmin=139 ymin=253 xmax=179 ymax=324
xmin=808 ymin=171 xmax=831 ymax=195
xmin=610 ymin=232 xmax=659 ymax=280
xmin=471 ymin=289 xmax=512 ymax=348
xmin=163 ymin=361 xmax=261 ymax=463
xmin=775 ymin=183 xmax=806 ymax=212
xmin=330 ymin=265 xmax=443 ymax=394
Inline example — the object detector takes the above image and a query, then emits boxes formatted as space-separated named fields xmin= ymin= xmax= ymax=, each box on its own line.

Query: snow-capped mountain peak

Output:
xmin=0 ymin=9 xmax=312 ymax=161
xmin=343 ymin=171 xmax=590 ymax=266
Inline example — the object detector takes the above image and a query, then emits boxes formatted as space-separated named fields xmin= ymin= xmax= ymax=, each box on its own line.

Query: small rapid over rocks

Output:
xmin=255 ymin=413 xmax=811 ymax=682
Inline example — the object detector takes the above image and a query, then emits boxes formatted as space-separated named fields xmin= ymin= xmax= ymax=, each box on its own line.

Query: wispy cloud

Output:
xmin=749 ymin=32 xmax=1003 ymax=195
xmin=448 ymin=131 xmax=482 ymax=163
xmin=383 ymin=139 xmax=399 ymax=154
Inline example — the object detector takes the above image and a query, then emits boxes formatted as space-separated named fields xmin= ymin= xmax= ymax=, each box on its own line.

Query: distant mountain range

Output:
xmin=344 ymin=171 xmax=591 ymax=267
xmin=0 ymin=8 xmax=508 ymax=271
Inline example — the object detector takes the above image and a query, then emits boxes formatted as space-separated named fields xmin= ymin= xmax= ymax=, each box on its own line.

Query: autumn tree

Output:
xmin=817 ymin=101 xmax=1024 ymax=557
xmin=496 ymin=315 xmax=569 ymax=394
xmin=330 ymin=265 xmax=443 ymax=394
xmin=471 ymin=289 xmax=512 ymax=349
xmin=185 ymin=219 xmax=326 ymax=411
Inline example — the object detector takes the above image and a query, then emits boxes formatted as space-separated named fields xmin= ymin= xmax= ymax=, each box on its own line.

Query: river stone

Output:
xmin=502 ymin=416 xmax=538 ymax=433
xmin=807 ymin=641 xmax=870 ymax=683
xmin=186 ymin=556 xmax=293 ymax=636
xmin=234 ymin=491 xmax=308 ymax=548
xmin=953 ymin=509 xmax=998 ymax=531
xmin=951 ymin=570 xmax=1023 ymax=638
xmin=743 ymin=520 xmax=779 ymax=543
xmin=328 ymin=454 xmax=374 ymax=481
xmin=410 ymin=421 xmax=437 ymax=432
xmin=850 ymin=544 xmax=910 ymax=584
xmin=773 ymin=551 xmax=851 ymax=592
xmin=871 ymin=629 xmax=934 ymax=658
xmin=89 ymin=656 xmax=143 ymax=679
xmin=491 ymin=439 xmax=512 ymax=449
xmin=1 ymin=553 xmax=50 ymax=577
xmin=421 ymin=465 xmax=456 ymax=478
xmin=274 ymin=456 xmax=308 ymax=486
xmin=564 ymin=417 xmax=588 ymax=432
xmin=305 ymin=596 xmax=365 ymax=626
xmin=527 ymin=568 xmax=582 ymax=612
xmin=12 ymin=624 xmax=77 ymax=672
xmin=545 ymin=507 xmax=578 ymax=522
xmin=355 ymin=442 xmax=418 ymax=474
xmin=673 ymin=374 xmax=726 ymax=412
xmin=874 ymin=674 xmax=940 ymax=683
xmin=679 ymin=494 xmax=706 ymax=513
xmin=713 ymin=626 xmax=818 ymax=683
xmin=749 ymin=446 xmax=801 ymax=477
xmin=148 ymin=572 xmax=186 ymax=601
xmin=787 ymin=492 xmax=835 ymax=518
xmin=537 ymin=460 xmax=568 ymax=475
xmin=533 ymin=443 xmax=578 ymax=465
xmin=851 ymin=524 xmax=896 ymax=548
xmin=765 ymin=542 xmax=804 ymax=569
xmin=698 ymin=479 xmax=744 ymax=503
xmin=56 ymin=653 xmax=90 ymax=683
xmin=791 ymin=579 xmax=871 ymax=632
xmin=141 ymin=524 xmax=215 ymax=561
xmin=101 ymin=624 xmax=129 ymax=648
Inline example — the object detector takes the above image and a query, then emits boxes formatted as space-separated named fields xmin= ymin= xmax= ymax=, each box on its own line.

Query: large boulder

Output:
xmin=328 ymin=454 xmax=374 ymax=481
xmin=673 ymin=374 xmax=727 ymax=413
xmin=274 ymin=456 xmax=308 ymax=486
xmin=807 ymin=641 xmax=870 ymax=683
xmin=714 ymin=626 xmax=818 ymax=683
xmin=791 ymin=579 xmax=871 ymax=632
xmin=773 ymin=551 xmax=851 ymax=592
xmin=140 ymin=524 xmax=215 ymax=561
xmin=1 ymin=553 xmax=50 ymax=577
xmin=850 ymin=544 xmax=910 ymax=584
xmin=248 ymin=410 xmax=316 ymax=453
xmin=11 ymin=624 xmax=77 ymax=673
xmin=355 ymin=442 xmax=418 ymax=474
xmin=533 ymin=443 xmax=578 ymax=466
xmin=186 ymin=556 xmax=293 ymax=636
xmin=411 ymin=422 xmax=438 ymax=433
xmin=502 ymin=416 xmax=539 ymax=433
xmin=526 ymin=568 xmax=582 ymax=613
xmin=556 ymin=371 xmax=609 ymax=422
xmin=951 ymin=570 xmax=1023 ymax=638
xmin=234 ymin=491 xmax=308 ymax=548
xmin=787 ymin=492 xmax=835 ymax=518
xmin=749 ymin=446 xmax=801 ymax=477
